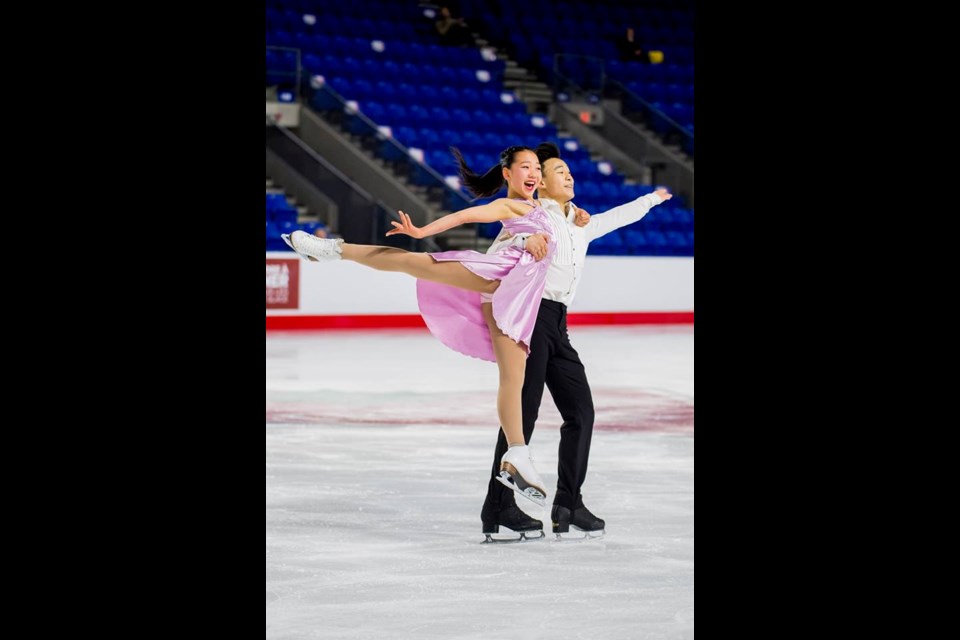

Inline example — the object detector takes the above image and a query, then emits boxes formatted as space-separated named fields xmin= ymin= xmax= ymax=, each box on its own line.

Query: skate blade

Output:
xmin=280 ymin=233 xmax=318 ymax=262
xmin=482 ymin=530 xmax=545 ymax=544
xmin=553 ymin=528 xmax=606 ymax=542
xmin=496 ymin=472 xmax=546 ymax=507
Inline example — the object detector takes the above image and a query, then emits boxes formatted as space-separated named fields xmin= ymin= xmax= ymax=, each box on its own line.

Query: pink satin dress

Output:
xmin=416 ymin=201 xmax=556 ymax=362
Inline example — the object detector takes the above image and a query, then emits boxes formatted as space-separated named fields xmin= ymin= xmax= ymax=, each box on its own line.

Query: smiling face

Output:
xmin=502 ymin=149 xmax=542 ymax=199
xmin=539 ymin=157 xmax=575 ymax=204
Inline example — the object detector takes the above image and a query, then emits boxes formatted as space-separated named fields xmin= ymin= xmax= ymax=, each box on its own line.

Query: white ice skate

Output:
xmin=496 ymin=445 xmax=547 ymax=507
xmin=281 ymin=230 xmax=343 ymax=262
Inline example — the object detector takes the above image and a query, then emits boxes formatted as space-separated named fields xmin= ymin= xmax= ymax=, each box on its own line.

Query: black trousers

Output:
xmin=481 ymin=299 xmax=596 ymax=515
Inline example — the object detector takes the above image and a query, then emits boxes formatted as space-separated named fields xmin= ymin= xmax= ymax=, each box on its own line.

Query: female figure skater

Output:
xmin=283 ymin=145 xmax=585 ymax=506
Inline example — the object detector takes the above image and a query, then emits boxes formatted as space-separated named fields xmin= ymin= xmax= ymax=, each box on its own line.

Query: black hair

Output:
xmin=534 ymin=141 xmax=561 ymax=165
xmin=451 ymin=145 xmax=536 ymax=198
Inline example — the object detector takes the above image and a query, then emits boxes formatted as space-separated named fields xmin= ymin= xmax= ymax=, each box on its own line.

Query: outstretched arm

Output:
xmin=385 ymin=199 xmax=520 ymax=239
xmin=583 ymin=188 xmax=672 ymax=242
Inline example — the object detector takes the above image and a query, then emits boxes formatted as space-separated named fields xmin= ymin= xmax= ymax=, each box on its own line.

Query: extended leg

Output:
xmin=287 ymin=231 xmax=498 ymax=294
xmin=343 ymin=245 xmax=499 ymax=293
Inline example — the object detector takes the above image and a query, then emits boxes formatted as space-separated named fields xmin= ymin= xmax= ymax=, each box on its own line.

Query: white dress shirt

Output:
xmin=486 ymin=192 xmax=664 ymax=307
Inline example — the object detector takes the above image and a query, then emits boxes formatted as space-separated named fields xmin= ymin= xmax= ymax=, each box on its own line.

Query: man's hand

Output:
xmin=524 ymin=233 xmax=550 ymax=261
xmin=654 ymin=188 xmax=673 ymax=202
xmin=574 ymin=207 xmax=591 ymax=227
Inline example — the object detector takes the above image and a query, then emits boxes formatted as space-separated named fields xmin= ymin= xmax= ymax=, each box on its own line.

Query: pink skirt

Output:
xmin=416 ymin=245 xmax=551 ymax=362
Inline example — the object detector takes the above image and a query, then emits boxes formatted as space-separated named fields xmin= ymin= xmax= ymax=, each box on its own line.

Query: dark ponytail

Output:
xmin=451 ymin=145 xmax=535 ymax=199
xmin=451 ymin=147 xmax=503 ymax=198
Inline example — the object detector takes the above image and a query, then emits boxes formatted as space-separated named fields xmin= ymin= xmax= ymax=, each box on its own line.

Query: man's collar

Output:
xmin=539 ymin=197 xmax=578 ymax=222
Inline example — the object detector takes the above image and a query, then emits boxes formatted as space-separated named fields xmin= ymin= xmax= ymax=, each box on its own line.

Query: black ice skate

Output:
xmin=482 ymin=505 xmax=545 ymax=544
xmin=552 ymin=504 xmax=606 ymax=541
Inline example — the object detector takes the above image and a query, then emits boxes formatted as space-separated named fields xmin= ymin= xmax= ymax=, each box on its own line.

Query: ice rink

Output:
xmin=266 ymin=325 xmax=694 ymax=639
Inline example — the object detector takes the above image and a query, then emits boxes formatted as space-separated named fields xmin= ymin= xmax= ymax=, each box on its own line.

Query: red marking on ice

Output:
xmin=266 ymin=390 xmax=692 ymax=434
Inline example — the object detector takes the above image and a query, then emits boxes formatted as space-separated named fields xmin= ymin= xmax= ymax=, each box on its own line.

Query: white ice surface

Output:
xmin=267 ymin=326 xmax=693 ymax=639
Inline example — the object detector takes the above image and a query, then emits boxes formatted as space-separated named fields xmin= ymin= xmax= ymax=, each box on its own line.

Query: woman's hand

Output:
xmin=385 ymin=210 xmax=424 ymax=239
xmin=574 ymin=207 xmax=591 ymax=227
xmin=525 ymin=232 xmax=551 ymax=260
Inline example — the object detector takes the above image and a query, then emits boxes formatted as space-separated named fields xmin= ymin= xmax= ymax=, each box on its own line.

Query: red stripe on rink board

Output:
xmin=266 ymin=315 xmax=428 ymax=330
xmin=567 ymin=312 xmax=694 ymax=326
xmin=266 ymin=312 xmax=693 ymax=331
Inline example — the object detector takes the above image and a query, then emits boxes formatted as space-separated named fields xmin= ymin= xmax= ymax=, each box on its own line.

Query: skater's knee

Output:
xmin=583 ymin=404 xmax=595 ymax=427
xmin=499 ymin=367 xmax=525 ymax=391
xmin=560 ymin=406 xmax=594 ymax=431
xmin=579 ymin=409 xmax=595 ymax=431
